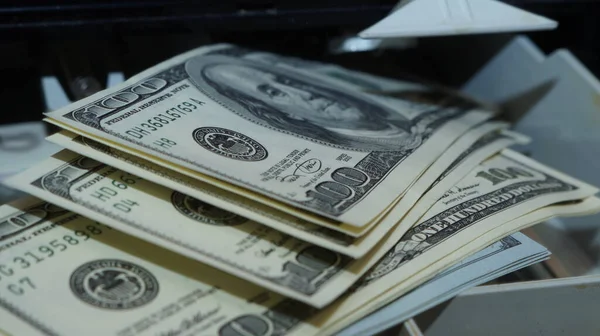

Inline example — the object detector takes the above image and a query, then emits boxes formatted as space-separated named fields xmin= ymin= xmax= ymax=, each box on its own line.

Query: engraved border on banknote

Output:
xmin=429 ymin=131 xmax=509 ymax=190
xmin=0 ymin=202 xmax=72 ymax=336
xmin=359 ymin=167 xmax=577 ymax=287
xmin=30 ymin=157 xmax=352 ymax=296
xmin=0 ymin=203 xmax=311 ymax=336
xmin=428 ymin=235 xmax=521 ymax=281
xmin=0 ymin=202 xmax=68 ymax=241
xmin=60 ymin=49 xmax=478 ymax=217
xmin=73 ymin=135 xmax=355 ymax=246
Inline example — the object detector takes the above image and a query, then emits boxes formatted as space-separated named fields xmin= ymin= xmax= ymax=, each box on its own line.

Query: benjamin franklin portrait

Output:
xmin=185 ymin=54 xmax=440 ymax=152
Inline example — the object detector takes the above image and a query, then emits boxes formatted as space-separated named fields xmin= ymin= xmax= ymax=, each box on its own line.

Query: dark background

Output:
xmin=0 ymin=0 xmax=598 ymax=125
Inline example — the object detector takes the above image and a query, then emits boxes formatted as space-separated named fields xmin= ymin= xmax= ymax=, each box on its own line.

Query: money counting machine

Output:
xmin=1 ymin=0 xmax=600 ymax=335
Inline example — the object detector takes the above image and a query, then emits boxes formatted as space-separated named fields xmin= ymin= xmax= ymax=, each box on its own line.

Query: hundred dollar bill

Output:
xmin=44 ymin=43 xmax=494 ymax=227
xmin=48 ymin=130 xmax=358 ymax=247
xmin=2 ymin=130 xmax=528 ymax=308
xmin=305 ymin=150 xmax=599 ymax=331
xmin=350 ymin=125 xmax=530 ymax=253
xmin=1 ymin=197 xmax=597 ymax=336
xmin=337 ymin=232 xmax=549 ymax=336
xmin=4 ymin=150 xmax=387 ymax=308
xmin=47 ymin=121 xmax=527 ymax=257
xmin=357 ymin=128 xmax=531 ymax=252
xmin=326 ymin=197 xmax=600 ymax=335
xmin=0 ymin=197 xmax=319 ymax=336
xmin=46 ymin=119 xmax=508 ymax=239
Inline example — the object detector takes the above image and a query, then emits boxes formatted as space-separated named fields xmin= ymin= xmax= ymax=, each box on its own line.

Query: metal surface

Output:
xmin=425 ymin=275 xmax=600 ymax=336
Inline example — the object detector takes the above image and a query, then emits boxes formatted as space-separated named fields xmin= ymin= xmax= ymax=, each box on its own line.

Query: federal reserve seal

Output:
xmin=70 ymin=259 xmax=159 ymax=310
xmin=171 ymin=191 xmax=248 ymax=226
xmin=192 ymin=127 xmax=267 ymax=161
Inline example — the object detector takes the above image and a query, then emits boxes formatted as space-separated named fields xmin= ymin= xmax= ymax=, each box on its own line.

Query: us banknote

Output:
xmin=0 ymin=197 xmax=318 ymax=336
xmin=46 ymin=122 xmax=527 ymax=257
xmin=3 ymin=150 xmax=373 ymax=308
xmin=2 ymin=196 xmax=597 ymax=336
xmin=325 ymin=196 xmax=600 ymax=335
xmin=0 ymin=129 xmax=529 ymax=308
xmin=337 ymin=232 xmax=549 ymax=336
xmin=45 ymin=44 xmax=494 ymax=227
xmin=5 ymin=141 xmax=598 ymax=309
xmin=309 ymin=150 xmax=599 ymax=331
xmin=349 ymin=126 xmax=531 ymax=255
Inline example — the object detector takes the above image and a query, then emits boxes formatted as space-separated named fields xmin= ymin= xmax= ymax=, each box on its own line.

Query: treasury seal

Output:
xmin=171 ymin=191 xmax=248 ymax=226
xmin=192 ymin=127 xmax=267 ymax=161
xmin=70 ymin=259 xmax=159 ymax=310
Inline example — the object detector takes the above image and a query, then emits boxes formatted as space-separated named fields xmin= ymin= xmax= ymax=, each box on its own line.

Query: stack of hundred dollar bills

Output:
xmin=1 ymin=44 xmax=599 ymax=336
